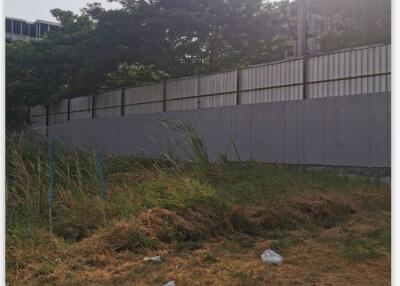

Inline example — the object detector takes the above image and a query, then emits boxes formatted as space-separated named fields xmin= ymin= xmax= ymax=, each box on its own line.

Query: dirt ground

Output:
xmin=71 ymin=220 xmax=390 ymax=286
xmin=9 ymin=190 xmax=389 ymax=286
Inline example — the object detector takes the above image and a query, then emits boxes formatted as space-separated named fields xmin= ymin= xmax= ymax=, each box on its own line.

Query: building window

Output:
xmin=29 ymin=24 xmax=36 ymax=38
xmin=12 ymin=20 xmax=22 ymax=35
xmin=6 ymin=19 xmax=12 ymax=33
xmin=49 ymin=25 xmax=58 ymax=32
xmin=39 ymin=23 xmax=49 ymax=37
xmin=22 ymin=22 xmax=29 ymax=36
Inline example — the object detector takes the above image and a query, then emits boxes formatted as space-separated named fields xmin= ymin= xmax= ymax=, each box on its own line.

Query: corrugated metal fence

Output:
xmin=28 ymin=44 xmax=391 ymax=129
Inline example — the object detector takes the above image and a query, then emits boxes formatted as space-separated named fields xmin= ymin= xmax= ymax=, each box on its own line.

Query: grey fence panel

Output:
xmin=374 ymin=46 xmax=385 ymax=93
xmin=388 ymin=94 xmax=391 ymax=166
xmin=30 ymin=105 xmax=47 ymax=128
xmin=189 ymin=106 xmax=237 ymax=161
xmin=340 ymin=95 xmax=371 ymax=166
xmin=48 ymin=93 xmax=391 ymax=167
xmin=252 ymin=102 xmax=286 ymax=162
xmin=231 ymin=104 xmax=253 ymax=161
xmin=218 ymin=107 xmax=237 ymax=161
xmin=387 ymin=45 xmax=391 ymax=92
xmin=370 ymin=94 xmax=390 ymax=167
xmin=303 ymin=99 xmax=325 ymax=164
xmin=30 ymin=44 xmax=391 ymax=137
xmin=49 ymin=100 xmax=68 ymax=124
xmin=95 ymin=90 xmax=121 ymax=118
xmin=38 ymin=44 xmax=392 ymax=120
xmin=191 ymin=107 xmax=225 ymax=161
xmin=284 ymin=101 xmax=302 ymax=164
xmin=324 ymin=96 xmax=342 ymax=165
xmin=70 ymin=95 xmax=92 ymax=121
xmin=125 ymin=84 xmax=163 ymax=115
xmin=265 ymin=103 xmax=286 ymax=162
xmin=165 ymin=77 xmax=198 ymax=111
xmin=308 ymin=45 xmax=391 ymax=99
xmin=199 ymin=71 xmax=237 ymax=108
xmin=240 ymin=59 xmax=304 ymax=104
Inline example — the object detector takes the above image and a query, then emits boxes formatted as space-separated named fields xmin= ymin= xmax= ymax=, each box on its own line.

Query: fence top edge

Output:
xmin=105 ymin=43 xmax=391 ymax=90
xmin=307 ymin=43 xmax=391 ymax=60
xmin=25 ymin=42 xmax=391 ymax=109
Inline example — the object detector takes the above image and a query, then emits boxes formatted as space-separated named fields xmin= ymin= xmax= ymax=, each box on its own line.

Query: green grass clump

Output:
xmin=6 ymin=127 xmax=384 ymax=244
xmin=341 ymin=227 xmax=390 ymax=262
xmin=5 ymin=124 xmax=391 ymax=286
xmin=342 ymin=233 xmax=380 ymax=262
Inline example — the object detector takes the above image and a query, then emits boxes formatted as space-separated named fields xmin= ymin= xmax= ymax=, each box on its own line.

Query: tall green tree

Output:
xmin=6 ymin=0 xmax=390 ymax=113
xmin=311 ymin=0 xmax=391 ymax=51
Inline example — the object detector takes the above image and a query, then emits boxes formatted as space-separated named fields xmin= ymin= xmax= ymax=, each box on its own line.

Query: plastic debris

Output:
xmin=162 ymin=281 xmax=175 ymax=286
xmin=260 ymin=249 xmax=283 ymax=265
xmin=143 ymin=256 xmax=162 ymax=262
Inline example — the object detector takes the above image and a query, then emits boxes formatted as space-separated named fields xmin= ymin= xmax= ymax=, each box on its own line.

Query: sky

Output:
xmin=5 ymin=0 xmax=121 ymax=22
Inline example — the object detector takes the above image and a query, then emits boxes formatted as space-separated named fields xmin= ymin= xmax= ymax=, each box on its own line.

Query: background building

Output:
xmin=6 ymin=17 xmax=61 ymax=42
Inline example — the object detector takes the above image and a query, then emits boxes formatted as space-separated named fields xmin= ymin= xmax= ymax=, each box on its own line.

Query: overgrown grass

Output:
xmin=6 ymin=127 xmax=386 ymax=241
xmin=6 ymin=126 xmax=390 ymax=285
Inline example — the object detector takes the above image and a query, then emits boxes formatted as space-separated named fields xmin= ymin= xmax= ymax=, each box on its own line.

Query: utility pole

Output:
xmin=296 ymin=0 xmax=308 ymax=57
xmin=297 ymin=0 xmax=308 ymax=100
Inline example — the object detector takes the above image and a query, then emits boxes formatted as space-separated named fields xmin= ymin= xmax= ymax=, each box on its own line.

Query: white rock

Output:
xmin=143 ymin=256 xmax=162 ymax=262
xmin=162 ymin=281 xmax=175 ymax=286
xmin=260 ymin=249 xmax=283 ymax=265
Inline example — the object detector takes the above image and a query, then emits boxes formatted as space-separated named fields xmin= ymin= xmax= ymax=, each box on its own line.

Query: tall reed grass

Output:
xmin=6 ymin=120 xmax=223 ymax=241
xmin=6 ymin=129 xmax=110 ymax=240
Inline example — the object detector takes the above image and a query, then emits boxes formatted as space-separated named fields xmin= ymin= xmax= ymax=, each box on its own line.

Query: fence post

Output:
xmin=92 ymin=94 xmax=96 ymax=118
xmin=45 ymin=104 xmax=49 ymax=138
xmin=303 ymin=56 xmax=308 ymax=99
xmin=26 ymin=106 xmax=30 ymax=124
xmin=236 ymin=69 xmax=241 ymax=106
xmin=197 ymin=76 xmax=201 ymax=109
xmin=67 ymin=98 xmax=71 ymax=121
xmin=162 ymin=81 xmax=167 ymax=112
xmin=121 ymin=87 xmax=126 ymax=116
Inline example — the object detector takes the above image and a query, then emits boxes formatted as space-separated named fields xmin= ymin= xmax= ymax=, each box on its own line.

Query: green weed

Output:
xmin=342 ymin=232 xmax=382 ymax=262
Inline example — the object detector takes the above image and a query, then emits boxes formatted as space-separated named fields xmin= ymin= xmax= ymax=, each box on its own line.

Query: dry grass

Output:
xmin=6 ymin=130 xmax=390 ymax=285
xmin=7 ymin=186 xmax=390 ymax=286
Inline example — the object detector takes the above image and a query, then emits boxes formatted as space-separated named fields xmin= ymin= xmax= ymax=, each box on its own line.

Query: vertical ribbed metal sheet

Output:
xmin=240 ymin=59 xmax=303 ymax=105
xmin=165 ymin=77 xmax=198 ymax=111
xmin=96 ymin=89 xmax=121 ymax=118
xmin=30 ymin=105 xmax=47 ymax=127
xmin=70 ymin=95 xmax=93 ymax=121
xmin=387 ymin=45 xmax=391 ymax=92
xmin=25 ymin=44 xmax=391 ymax=122
xmin=125 ymin=83 xmax=163 ymax=115
xmin=49 ymin=100 xmax=68 ymax=124
xmin=199 ymin=71 xmax=237 ymax=108
xmin=308 ymin=45 xmax=390 ymax=98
